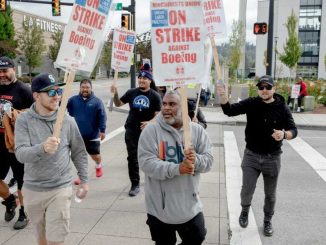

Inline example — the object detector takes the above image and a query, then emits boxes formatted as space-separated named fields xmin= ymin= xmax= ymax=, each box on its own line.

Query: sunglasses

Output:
xmin=258 ymin=84 xmax=273 ymax=91
xmin=43 ymin=88 xmax=63 ymax=97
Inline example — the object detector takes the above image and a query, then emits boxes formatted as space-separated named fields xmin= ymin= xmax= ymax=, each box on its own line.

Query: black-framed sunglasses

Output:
xmin=258 ymin=84 xmax=273 ymax=91
xmin=43 ymin=88 xmax=63 ymax=97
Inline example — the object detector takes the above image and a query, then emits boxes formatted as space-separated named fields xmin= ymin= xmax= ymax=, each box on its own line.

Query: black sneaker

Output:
xmin=13 ymin=207 xmax=29 ymax=230
xmin=239 ymin=210 xmax=249 ymax=228
xmin=8 ymin=178 xmax=17 ymax=188
xmin=1 ymin=194 xmax=17 ymax=222
xmin=128 ymin=185 xmax=140 ymax=197
xmin=263 ymin=221 xmax=273 ymax=236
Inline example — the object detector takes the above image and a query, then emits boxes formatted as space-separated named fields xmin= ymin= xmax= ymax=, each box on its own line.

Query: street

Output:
xmin=1 ymin=77 xmax=326 ymax=244
xmin=224 ymin=125 xmax=326 ymax=245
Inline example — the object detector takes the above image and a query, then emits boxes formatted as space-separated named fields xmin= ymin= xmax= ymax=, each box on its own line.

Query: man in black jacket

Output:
xmin=217 ymin=75 xmax=297 ymax=237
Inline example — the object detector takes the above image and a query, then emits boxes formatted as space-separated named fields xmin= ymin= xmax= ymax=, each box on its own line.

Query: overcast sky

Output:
xmin=11 ymin=0 xmax=258 ymax=44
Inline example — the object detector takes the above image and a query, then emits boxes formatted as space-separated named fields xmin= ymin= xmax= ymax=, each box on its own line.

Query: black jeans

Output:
xmin=125 ymin=128 xmax=141 ymax=187
xmin=240 ymin=148 xmax=281 ymax=220
xmin=146 ymin=213 xmax=206 ymax=245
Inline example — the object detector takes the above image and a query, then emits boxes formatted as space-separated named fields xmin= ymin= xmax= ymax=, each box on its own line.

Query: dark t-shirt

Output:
xmin=120 ymin=88 xmax=162 ymax=132
xmin=0 ymin=80 xmax=33 ymax=155
xmin=0 ymin=80 xmax=33 ymax=132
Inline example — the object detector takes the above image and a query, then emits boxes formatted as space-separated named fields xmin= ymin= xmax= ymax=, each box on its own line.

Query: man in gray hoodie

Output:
xmin=14 ymin=73 xmax=89 ymax=245
xmin=138 ymin=90 xmax=213 ymax=245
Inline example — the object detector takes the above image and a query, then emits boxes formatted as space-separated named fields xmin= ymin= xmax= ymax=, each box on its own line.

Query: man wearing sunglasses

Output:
xmin=14 ymin=73 xmax=89 ymax=245
xmin=216 ymin=75 xmax=298 ymax=237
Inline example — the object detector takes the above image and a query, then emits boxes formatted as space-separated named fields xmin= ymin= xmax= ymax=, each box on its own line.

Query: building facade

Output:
xmin=255 ymin=0 xmax=326 ymax=79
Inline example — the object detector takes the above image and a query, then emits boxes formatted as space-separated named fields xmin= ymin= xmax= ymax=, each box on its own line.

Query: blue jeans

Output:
xmin=240 ymin=148 xmax=281 ymax=220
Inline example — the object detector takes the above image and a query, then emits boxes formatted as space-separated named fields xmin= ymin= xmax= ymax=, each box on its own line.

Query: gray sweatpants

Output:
xmin=240 ymin=148 xmax=281 ymax=221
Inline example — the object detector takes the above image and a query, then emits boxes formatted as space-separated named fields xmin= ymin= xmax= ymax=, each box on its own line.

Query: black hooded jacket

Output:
xmin=221 ymin=94 xmax=297 ymax=154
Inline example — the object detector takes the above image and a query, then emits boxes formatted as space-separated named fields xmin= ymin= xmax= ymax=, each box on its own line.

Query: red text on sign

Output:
xmin=73 ymin=5 xmax=105 ymax=30
xmin=161 ymin=52 xmax=196 ymax=64
xmin=203 ymin=0 xmax=221 ymax=10
xmin=155 ymin=27 xmax=200 ymax=43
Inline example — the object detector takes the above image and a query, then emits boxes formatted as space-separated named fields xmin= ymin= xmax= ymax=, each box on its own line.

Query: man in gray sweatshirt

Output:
xmin=15 ymin=73 xmax=89 ymax=245
xmin=138 ymin=90 xmax=213 ymax=245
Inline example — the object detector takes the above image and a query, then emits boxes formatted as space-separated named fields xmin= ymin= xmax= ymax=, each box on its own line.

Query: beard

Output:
xmin=164 ymin=110 xmax=182 ymax=126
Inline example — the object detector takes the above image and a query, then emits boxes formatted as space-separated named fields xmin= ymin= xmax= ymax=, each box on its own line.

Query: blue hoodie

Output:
xmin=67 ymin=92 xmax=107 ymax=140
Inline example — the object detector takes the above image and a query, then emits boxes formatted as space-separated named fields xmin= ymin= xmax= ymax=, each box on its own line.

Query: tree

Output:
xmin=48 ymin=30 xmax=63 ymax=77
xmin=0 ymin=5 xmax=18 ymax=58
xmin=228 ymin=20 xmax=245 ymax=80
xmin=101 ymin=38 xmax=113 ymax=78
xmin=278 ymin=10 xmax=302 ymax=81
xmin=18 ymin=19 xmax=46 ymax=82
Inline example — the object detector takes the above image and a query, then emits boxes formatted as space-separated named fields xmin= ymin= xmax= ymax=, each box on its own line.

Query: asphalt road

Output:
xmin=224 ymin=125 xmax=326 ymax=245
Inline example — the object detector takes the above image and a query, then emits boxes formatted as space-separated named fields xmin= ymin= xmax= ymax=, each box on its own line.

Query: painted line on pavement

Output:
xmin=288 ymin=137 xmax=326 ymax=182
xmin=224 ymin=131 xmax=262 ymax=245
xmin=101 ymin=126 xmax=125 ymax=144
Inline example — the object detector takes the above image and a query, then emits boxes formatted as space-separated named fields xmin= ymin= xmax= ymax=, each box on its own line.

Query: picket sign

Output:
xmin=53 ymin=69 xmax=76 ymax=138
xmin=53 ymin=0 xmax=112 ymax=138
xmin=108 ymin=71 xmax=119 ymax=112
xmin=193 ymin=0 xmax=228 ymax=116
xmin=180 ymin=87 xmax=191 ymax=150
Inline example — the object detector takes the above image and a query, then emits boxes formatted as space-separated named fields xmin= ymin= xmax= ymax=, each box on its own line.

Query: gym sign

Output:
xmin=23 ymin=15 xmax=63 ymax=33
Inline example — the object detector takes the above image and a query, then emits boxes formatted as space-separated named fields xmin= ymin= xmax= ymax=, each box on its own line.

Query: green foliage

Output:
xmin=278 ymin=10 xmax=302 ymax=75
xmin=101 ymin=40 xmax=112 ymax=73
xmin=48 ymin=30 xmax=63 ymax=63
xmin=228 ymin=20 xmax=245 ymax=77
xmin=0 ymin=6 xmax=18 ymax=58
xmin=18 ymin=19 xmax=46 ymax=82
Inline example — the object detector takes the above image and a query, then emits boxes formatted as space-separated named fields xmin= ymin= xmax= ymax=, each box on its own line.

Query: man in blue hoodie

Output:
xmin=67 ymin=79 xmax=107 ymax=181
xmin=138 ymin=90 xmax=213 ymax=245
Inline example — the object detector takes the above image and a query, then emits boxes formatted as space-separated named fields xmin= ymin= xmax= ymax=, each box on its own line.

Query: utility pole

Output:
xmin=266 ymin=0 xmax=274 ymax=76
xmin=274 ymin=36 xmax=278 ymax=79
xmin=123 ymin=0 xmax=136 ymax=88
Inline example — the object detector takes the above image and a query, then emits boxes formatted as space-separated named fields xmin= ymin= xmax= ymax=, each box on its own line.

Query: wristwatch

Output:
xmin=283 ymin=129 xmax=287 ymax=140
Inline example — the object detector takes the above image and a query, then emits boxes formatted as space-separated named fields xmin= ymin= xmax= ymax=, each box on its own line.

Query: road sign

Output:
xmin=116 ymin=3 xmax=122 ymax=10
xmin=253 ymin=22 xmax=268 ymax=35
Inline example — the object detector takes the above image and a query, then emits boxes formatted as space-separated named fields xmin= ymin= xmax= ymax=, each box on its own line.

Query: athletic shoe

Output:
xmin=96 ymin=166 xmax=103 ymax=178
xmin=128 ymin=185 xmax=140 ymax=197
xmin=2 ymin=194 xmax=17 ymax=222
xmin=13 ymin=207 xmax=29 ymax=230
xmin=8 ymin=178 xmax=17 ymax=188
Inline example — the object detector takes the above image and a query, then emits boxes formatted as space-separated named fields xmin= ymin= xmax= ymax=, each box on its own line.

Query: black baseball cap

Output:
xmin=257 ymin=75 xmax=274 ymax=86
xmin=0 ymin=56 xmax=15 ymax=69
xmin=31 ymin=73 xmax=65 ymax=92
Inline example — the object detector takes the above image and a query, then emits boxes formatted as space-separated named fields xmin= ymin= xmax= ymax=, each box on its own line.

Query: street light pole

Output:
xmin=274 ymin=36 xmax=278 ymax=80
xmin=266 ymin=0 xmax=274 ymax=75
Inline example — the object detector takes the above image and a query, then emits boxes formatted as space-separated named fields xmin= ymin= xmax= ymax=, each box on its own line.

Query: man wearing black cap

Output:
xmin=110 ymin=67 xmax=162 ymax=197
xmin=0 ymin=56 xmax=33 ymax=230
xmin=216 ymin=75 xmax=298 ymax=236
xmin=15 ymin=73 xmax=89 ymax=245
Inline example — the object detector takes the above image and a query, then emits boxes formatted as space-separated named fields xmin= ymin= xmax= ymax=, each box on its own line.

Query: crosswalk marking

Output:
xmin=101 ymin=126 xmax=125 ymax=144
xmin=288 ymin=137 xmax=326 ymax=182
xmin=224 ymin=131 xmax=262 ymax=245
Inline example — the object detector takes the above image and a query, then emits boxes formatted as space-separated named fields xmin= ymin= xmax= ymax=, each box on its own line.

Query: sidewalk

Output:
xmin=0 ymin=123 xmax=228 ymax=245
xmin=1 ymin=104 xmax=324 ymax=245
xmin=201 ymin=106 xmax=326 ymax=130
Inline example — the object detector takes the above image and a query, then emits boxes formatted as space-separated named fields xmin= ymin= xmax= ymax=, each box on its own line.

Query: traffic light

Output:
xmin=52 ymin=0 xmax=61 ymax=16
xmin=253 ymin=22 xmax=268 ymax=35
xmin=121 ymin=13 xmax=130 ymax=30
xmin=0 ymin=0 xmax=7 ymax=12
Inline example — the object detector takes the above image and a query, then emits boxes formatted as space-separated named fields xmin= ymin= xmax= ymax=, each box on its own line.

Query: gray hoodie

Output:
xmin=138 ymin=113 xmax=213 ymax=224
xmin=15 ymin=103 xmax=88 ymax=191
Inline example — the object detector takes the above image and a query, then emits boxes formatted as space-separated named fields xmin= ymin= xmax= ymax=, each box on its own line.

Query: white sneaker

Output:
xmin=297 ymin=107 xmax=301 ymax=112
